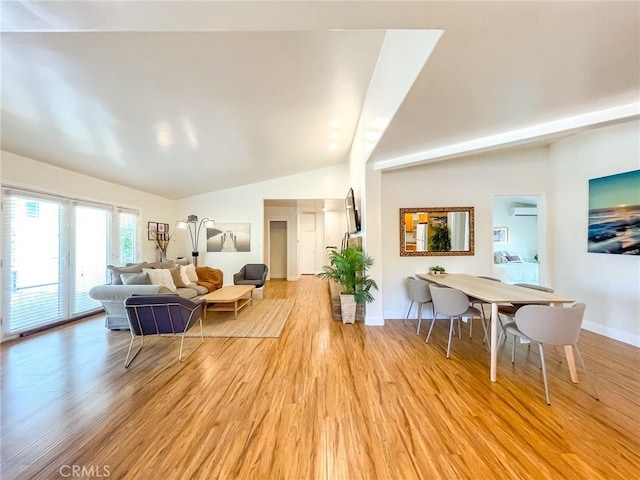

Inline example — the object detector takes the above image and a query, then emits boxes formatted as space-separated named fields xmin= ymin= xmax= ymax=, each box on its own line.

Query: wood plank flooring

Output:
xmin=1 ymin=277 xmax=639 ymax=479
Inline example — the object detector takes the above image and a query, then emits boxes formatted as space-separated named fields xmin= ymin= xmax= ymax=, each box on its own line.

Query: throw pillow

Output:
xmin=493 ymin=251 xmax=507 ymax=264
xmin=145 ymin=260 xmax=175 ymax=270
xmin=175 ymin=258 xmax=190 ymax=266
xmin=505 ymin=255 xmax=523 ymax=263
xmin=169 ymin=266 xmax=188 ymax=288
xmin=184 ymin=264 xmax=198 ymax=283
xmin=179 ymin=265 xmax=192 ymax=286
xmin=107 ymin=264 xmax=143 ymax=285
xmin=121 ymin=272 xmax=151 ymax=285
xmin=142 ymin=268 xmax=177 ymax=292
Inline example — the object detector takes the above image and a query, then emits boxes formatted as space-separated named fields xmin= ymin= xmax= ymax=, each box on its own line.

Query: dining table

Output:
xmin=416 ymin=273 xmax=577 ymax=382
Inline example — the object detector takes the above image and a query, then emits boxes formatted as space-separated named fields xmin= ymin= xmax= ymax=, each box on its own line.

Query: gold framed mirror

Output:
xmin=400 ymin=207 xmax=475 ymax=256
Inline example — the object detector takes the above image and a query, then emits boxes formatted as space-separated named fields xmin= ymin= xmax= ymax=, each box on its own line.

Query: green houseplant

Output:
xmin=316 ymin=246 xmax=378 ymax=323
xmin=429 ymin=265 xmax=446 ymax=275
xmin=429 ymin=223 xmax=451 ymax=252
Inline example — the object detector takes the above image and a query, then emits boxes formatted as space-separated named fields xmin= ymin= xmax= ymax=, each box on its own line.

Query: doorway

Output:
xmin=492 ymin=194 xmax=546 ymax=285
xmin=269 ymin=220 xmax=287 ymax=279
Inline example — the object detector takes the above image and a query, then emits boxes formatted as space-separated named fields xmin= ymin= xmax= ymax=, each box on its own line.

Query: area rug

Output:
xmin=186 ymin=298 xmax=295 ymax=338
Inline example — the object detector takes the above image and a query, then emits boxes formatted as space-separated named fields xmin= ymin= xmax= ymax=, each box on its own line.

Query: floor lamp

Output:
xmin=175 ymin=215 xmax=215 ymax=266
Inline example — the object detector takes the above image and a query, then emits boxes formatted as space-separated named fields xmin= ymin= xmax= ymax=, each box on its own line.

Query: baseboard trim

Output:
xmin=582 ymin=320 xmax=640 ymax=347
xmin=365 ymin=315 xmax=385 ymax=326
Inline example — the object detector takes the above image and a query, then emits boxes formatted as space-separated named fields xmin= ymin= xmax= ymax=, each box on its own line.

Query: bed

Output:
xmin=492 ymin=251 xmax=539 ymax=284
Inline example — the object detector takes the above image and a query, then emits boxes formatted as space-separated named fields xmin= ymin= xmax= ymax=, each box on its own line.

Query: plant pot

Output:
xmin=339 ymin=293 xmax=357 ymax=324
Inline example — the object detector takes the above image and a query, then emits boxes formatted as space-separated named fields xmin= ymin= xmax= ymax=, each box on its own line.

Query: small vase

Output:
xmin=159 ymin=250 xmax=167 ymax=262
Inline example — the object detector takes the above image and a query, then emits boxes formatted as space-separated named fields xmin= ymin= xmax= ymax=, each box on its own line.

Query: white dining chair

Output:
xmin=506 ymin=302 xmax=599 ymax=405
xmin=427 ymin=285 xmax=481 ymax=358
xmin=404 ymin=276 xmax=434 ymax=335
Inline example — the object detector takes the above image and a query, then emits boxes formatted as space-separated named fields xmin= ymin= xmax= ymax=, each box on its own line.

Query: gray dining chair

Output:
xmin=469 ymin=275 xmax=501 ymax=343
xmin=404 ymin=276 xmax=434 ymax=335
xmin=427 ymin=284 xmax=481 ymax=358
xmin=505 ymin=302 xmax=599 ymax=405
xmin=498 ymin=283 xmax=554 ymax=347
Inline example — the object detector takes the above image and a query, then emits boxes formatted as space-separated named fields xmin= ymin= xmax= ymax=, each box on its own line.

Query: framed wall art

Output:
xmin=206 ymin=222 xmax=251 ymax=252
xmin=588 ymin=169 xmax=640 ymax=255
xmin=147 ymin=222 xmax=158 ymax=241
xmin=493 ymin=227 xmax=508 ymax=244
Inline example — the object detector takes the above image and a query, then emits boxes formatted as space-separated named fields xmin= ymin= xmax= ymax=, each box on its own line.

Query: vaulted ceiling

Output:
xmin=2 ymin=1 xmax=639 ymax=199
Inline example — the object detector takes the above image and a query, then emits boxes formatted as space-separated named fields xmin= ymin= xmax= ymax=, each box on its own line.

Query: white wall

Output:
xmin=0 ymin=150 xmax=347 ymax=286
xmin=0 ymin=151 xmax=178 ymax=262
xmin=381 ymin=147 xmax=551 ymax=319
xmin=177 ymin=164 xmax=348 ymax=284
xmin=550 ymin=120 xmax=640 ymax=346
xmin=349 ymin=30 xmax=442 ymax=325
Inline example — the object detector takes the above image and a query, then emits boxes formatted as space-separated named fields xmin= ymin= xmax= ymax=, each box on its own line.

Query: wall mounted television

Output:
xmin=345 ymin=187 xmax=361 ymax=235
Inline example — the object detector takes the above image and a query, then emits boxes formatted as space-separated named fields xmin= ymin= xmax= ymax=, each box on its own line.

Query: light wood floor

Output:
xmin=2 ymin=277 xmax=639 ymax=479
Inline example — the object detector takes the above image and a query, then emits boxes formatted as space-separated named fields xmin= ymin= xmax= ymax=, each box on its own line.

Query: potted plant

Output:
xmin=429 ymin=265 xmax=446 ymax=275
xmin=316 ymin=246 xmax=378 ymax=323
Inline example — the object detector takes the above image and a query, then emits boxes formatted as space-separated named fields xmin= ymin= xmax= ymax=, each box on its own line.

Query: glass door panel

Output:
xmin=4 ymin=193 xmax=65 ymax=335
xmin=73 ymin=205 xmax=111 ymax=315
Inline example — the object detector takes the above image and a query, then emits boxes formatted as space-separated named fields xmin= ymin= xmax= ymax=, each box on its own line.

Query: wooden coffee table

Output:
xmin=202 ymin=285 xmax=255 ymax=319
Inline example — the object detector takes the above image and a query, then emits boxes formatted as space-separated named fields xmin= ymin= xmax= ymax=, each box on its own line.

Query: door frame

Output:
xmin=267 ymin=219 xmax=289 ymax=280
xmin=491 ymin=193 xmax=548 ymax=285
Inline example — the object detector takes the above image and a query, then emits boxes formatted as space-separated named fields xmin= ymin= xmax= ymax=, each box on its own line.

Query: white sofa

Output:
xmin=89 ymin=260 xmax=211 ymax=330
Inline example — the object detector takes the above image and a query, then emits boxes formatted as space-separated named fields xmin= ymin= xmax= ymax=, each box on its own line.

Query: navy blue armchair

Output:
xmin=123 ymin=294 xmax=204 ymax=367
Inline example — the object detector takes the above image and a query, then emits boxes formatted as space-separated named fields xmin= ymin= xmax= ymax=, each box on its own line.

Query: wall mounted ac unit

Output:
xmin=511 ymin=207 xmax=537 ymax=217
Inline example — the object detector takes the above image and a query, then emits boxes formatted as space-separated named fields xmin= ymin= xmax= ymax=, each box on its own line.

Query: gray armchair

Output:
xmin=233 ymin=264 xmax=268 ymax=289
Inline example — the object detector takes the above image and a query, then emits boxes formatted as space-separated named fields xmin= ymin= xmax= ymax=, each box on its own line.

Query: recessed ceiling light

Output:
xmin=331 ymin=120 xmax=341 ymax=129
xmin=329 ymin=143 xmax=338 ymax=150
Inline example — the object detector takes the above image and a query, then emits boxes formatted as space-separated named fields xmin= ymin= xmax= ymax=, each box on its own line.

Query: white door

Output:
xmin=324 ymin=210 xmax=343 ymax=262
xmin=299 ymin=212 xmax=316 ymax=274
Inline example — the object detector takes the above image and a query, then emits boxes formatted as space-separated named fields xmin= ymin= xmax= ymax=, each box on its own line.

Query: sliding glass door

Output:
xmin=72 ymin=204 xmax=112 ymax=315
xmin=2 ymin=188 xmax=138 ymax=337
xmin=3 ymin=192 xmax=67 ymax=334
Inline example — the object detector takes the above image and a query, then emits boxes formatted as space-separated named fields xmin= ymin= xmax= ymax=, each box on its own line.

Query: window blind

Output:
xmin=2 ymin=189 xmax=67 ymax=335
xmin=72 ymin=203 xmax=112 ymax=315
xmin=2 ymin=187 xmax=139 ymax=338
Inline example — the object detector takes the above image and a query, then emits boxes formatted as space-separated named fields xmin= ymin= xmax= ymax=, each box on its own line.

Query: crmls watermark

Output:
xmin=59 ymin=464 xmax=111 ymax=477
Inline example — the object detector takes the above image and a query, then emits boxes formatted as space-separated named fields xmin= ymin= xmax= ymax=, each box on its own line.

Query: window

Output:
xmin=119 ymin=210 xmax=137 ymax=266
xmin=2 ymin=188 xmax=139 ymax=338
